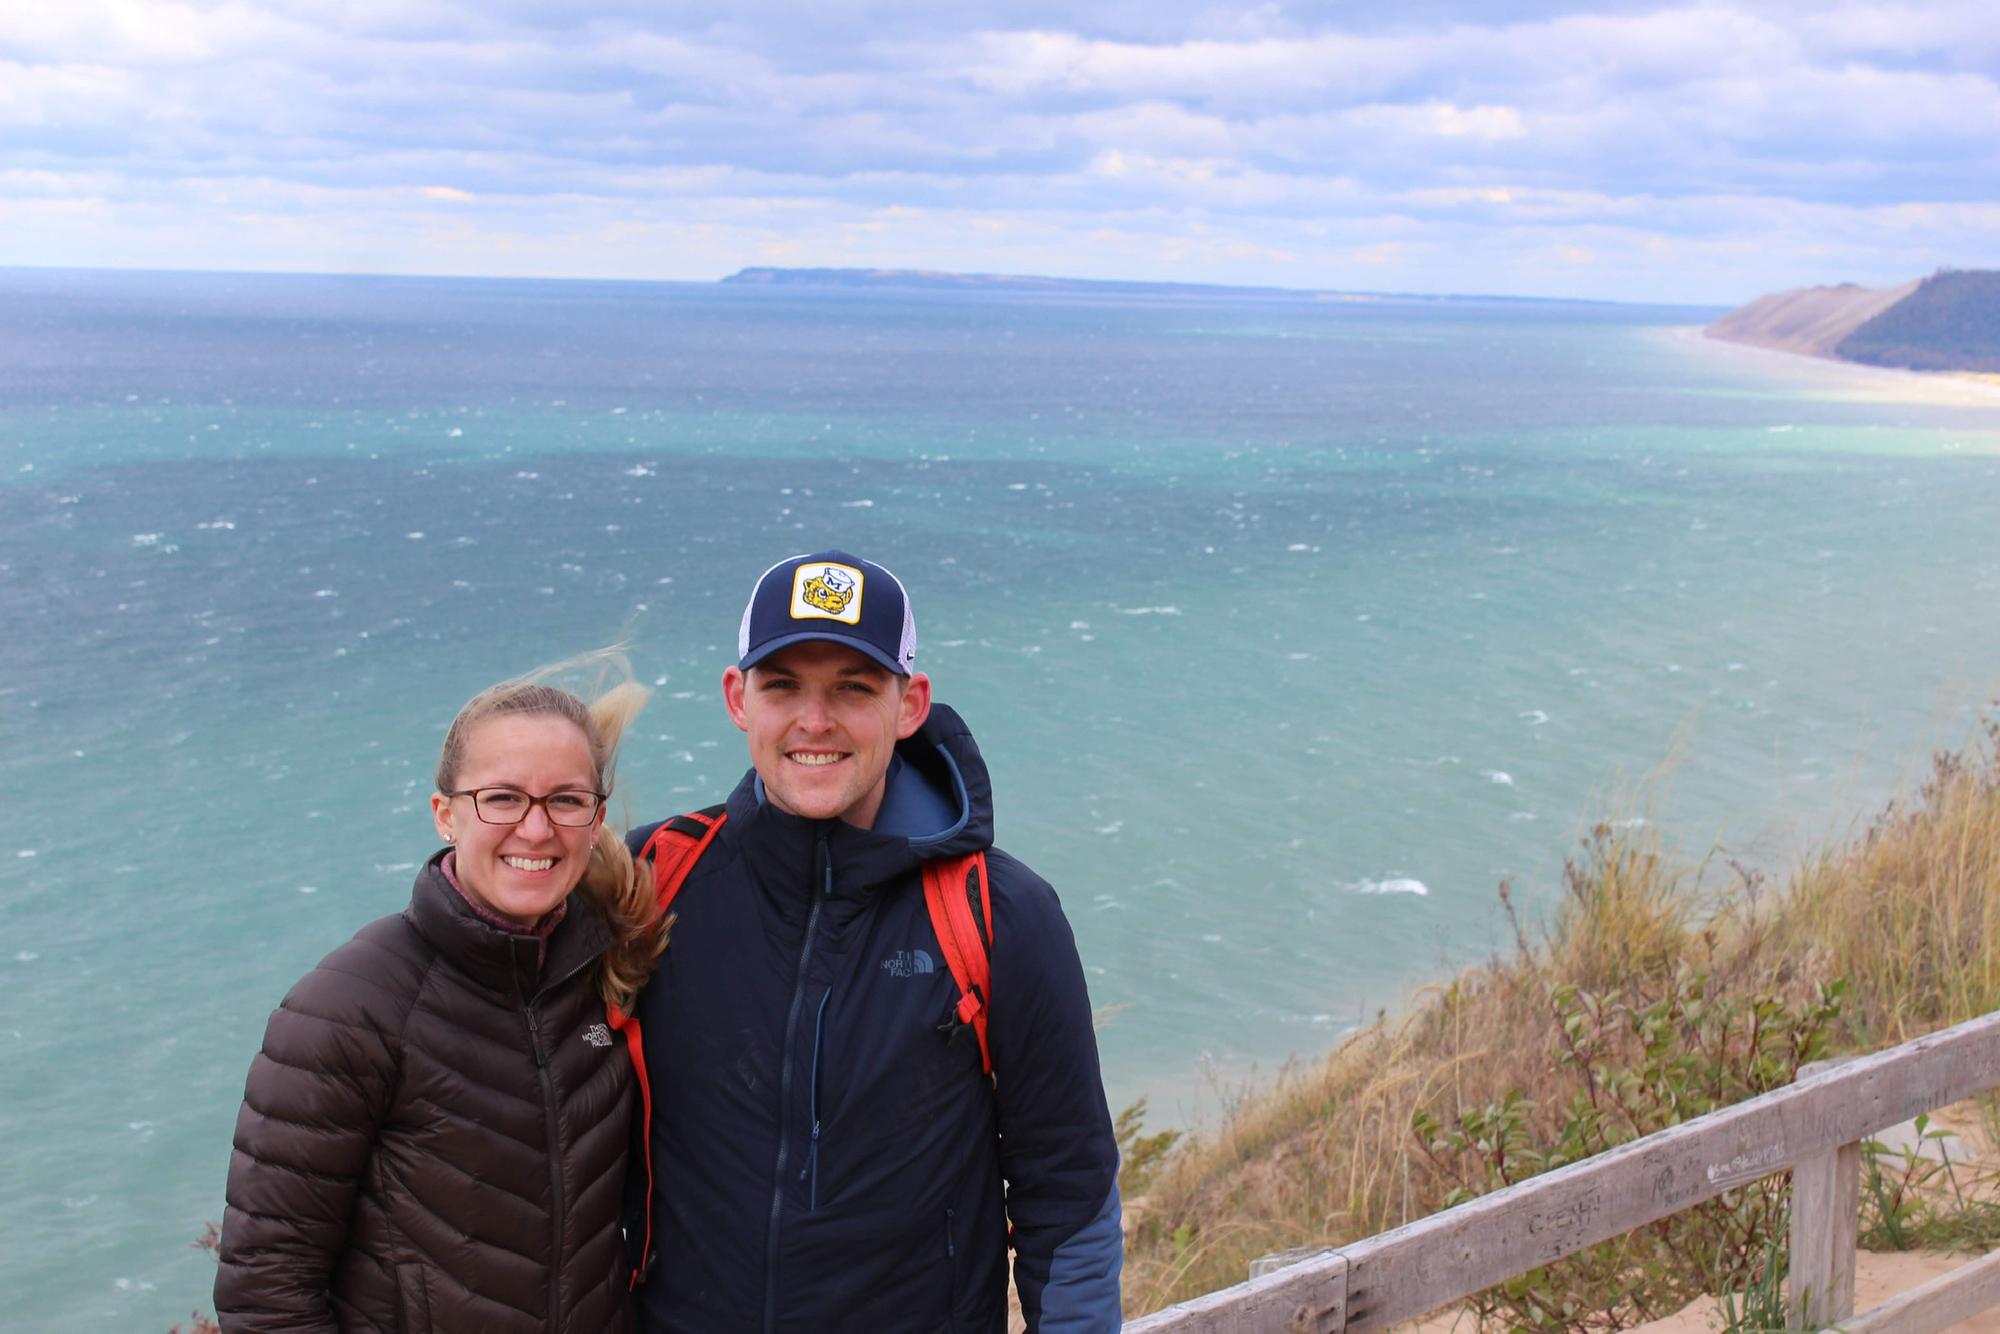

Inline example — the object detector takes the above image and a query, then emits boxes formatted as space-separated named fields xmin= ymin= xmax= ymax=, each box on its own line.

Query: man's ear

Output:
xmin=722 ymin=666 xmax=751 ymax=733
xmin=896 ymin=671 xmax=932 ymax=739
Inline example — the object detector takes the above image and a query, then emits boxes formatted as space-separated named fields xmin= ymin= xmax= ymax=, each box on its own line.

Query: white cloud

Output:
xmin=1350 ymin=101 xmax=1528 ymax=142
xmin=1797 ymin=1 xmax=2000 ymax=61
xmin=0 ymin=0 xmax=315 ymax=65
xmin=0 ymin=0 xmax=1995 ymax=301
xmin=957 ymin=28 xmax=1414 ymax=105
xmin=0 ymin=61 xmax=141 ymax=123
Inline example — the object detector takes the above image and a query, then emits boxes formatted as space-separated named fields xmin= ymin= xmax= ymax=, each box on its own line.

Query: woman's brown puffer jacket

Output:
xmin=215 ymin=854 xmax=635 ymax=1333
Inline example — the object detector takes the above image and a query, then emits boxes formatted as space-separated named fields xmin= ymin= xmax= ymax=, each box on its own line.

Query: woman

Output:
xmin=214 ymin=663 xmax=664 ymax=1333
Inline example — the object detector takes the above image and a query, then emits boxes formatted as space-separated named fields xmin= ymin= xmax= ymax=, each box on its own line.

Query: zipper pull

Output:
xmin=818 ymin=832 xmax=834 ymax=897
xmin=798 ymin=1122 xmax=821 ymax=1181
xmin=525 ymin=1012 xmax=547 ymax=1067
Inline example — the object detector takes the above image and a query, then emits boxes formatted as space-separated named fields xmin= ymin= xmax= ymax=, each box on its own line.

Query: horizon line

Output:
xmin=0 ymin=259 xmax=1735 ymax=313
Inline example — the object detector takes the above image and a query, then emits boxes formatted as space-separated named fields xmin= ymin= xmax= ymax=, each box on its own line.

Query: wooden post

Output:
xmin=1788 ymin=1059 xmax=1858 ymax=1328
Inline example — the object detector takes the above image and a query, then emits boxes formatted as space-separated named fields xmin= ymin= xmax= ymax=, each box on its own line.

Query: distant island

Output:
xmin=723 ymin=265 xmax=1341 ymax=301
xmin=720 ymin=266 xmax=1697 ymax=311
xmin=1706 ymin=269 xmax=2000 ymax=373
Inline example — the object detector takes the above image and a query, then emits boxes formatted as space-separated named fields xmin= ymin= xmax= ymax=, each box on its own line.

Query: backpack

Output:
xmin=606 ymin=804 xmax=994 ymax=1287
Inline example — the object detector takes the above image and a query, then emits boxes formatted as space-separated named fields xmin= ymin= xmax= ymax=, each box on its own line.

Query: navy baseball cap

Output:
xmin=737 ymin=550 xmax=917 ymax=676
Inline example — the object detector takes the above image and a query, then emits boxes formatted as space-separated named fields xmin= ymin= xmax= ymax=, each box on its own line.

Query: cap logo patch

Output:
xmin=792 ymin=562 xmax=863 ymax=624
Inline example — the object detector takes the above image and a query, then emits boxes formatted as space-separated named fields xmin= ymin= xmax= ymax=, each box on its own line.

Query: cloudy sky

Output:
xmin=4 ymin=0 xmax=1996 ymax=302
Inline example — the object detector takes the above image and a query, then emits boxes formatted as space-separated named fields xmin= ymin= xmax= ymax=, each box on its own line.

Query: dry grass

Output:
xmin=1122 ymin=719 xmax=2000 ymax=1319
xmin=1774 ymin=726 xmax=2000 ymax=1044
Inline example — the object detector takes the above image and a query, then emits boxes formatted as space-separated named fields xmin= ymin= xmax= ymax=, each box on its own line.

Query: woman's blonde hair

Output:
xmin=436 ymin=650 xmax=665 ymax=1012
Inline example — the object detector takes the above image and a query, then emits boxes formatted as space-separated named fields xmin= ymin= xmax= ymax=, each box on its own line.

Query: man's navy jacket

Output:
xmin=625 ymin=702 xmax=1123 ymax=1332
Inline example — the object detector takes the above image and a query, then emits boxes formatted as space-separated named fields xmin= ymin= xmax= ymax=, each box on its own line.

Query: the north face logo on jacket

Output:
xmin=879 ymin=948 xmax=936 ymax=978
xmin=581 ymin=1023 xmax=613 ymax=1047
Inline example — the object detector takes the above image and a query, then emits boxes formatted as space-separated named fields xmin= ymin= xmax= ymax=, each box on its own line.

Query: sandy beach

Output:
xmin=1652 ymin=324 xmax=2000 ymax=410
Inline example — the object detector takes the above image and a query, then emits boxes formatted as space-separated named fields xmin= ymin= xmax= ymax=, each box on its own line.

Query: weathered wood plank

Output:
xmin=1788 ymin=1138 xmax=1858 ymax=1327
xmin=1336 ymin=1010 xmax=2000 ymax=1332
xmin=1830 ymin=1248 xmax=2000 ymax=1334
xmin=1123 ymin=1252 xmax=1346 ymax=1333
xmin=1126 ymin=1010 xmax=2000 ymax=1334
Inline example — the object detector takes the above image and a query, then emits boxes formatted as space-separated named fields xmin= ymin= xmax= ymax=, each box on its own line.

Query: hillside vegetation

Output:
xmin=1838 ymin=270 xmax=2000 ymax=372
xmin=1120 ymin=721 xmax=2000 ymax=1327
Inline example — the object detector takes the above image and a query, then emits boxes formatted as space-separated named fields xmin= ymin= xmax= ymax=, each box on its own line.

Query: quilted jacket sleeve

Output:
xmin=213 ymin=926 xmax=415 ymax=1332
xmin=985 ymin=851 xmax=1124 ymax=1332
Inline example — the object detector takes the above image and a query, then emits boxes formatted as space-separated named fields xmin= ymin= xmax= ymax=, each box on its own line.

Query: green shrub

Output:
xmin=1409 ymin=972 xmax=1844 ymax=1331
xmin=1859 ymin=1113 xmax=2000 ymax=1253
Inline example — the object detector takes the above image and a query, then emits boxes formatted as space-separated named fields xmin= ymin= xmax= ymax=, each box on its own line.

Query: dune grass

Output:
xmin=1121 ymin=718 xmax=2000 ymax=1324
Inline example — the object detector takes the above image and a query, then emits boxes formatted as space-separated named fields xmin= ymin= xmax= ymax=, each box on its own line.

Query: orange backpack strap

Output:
xmin=604 ymin=997 xmax=653 ymax=1289
xmin=922 ymin=851 xmax=994 ymax=1077
xmin=637 ymin=803 xmax=729 ymax=915
xmin=605 ymin=803 xmax=727 ymax=1290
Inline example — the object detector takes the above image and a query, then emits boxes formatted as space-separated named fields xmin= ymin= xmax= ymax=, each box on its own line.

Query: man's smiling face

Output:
xmin=723 ymin=640 xmax=931 ymax=829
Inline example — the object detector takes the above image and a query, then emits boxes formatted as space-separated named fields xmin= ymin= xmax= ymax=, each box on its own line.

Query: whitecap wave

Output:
xmin=1354 ymin=877 xmax=1428 ymax=896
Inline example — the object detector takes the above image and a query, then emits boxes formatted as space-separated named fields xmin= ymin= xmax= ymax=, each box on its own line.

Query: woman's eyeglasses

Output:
xmin=440 ymin=787 xmax=606 ymax=826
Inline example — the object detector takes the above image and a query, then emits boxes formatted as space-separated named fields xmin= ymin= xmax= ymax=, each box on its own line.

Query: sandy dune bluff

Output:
xmin=1704 ymin=279 xmax=1920 ymax=358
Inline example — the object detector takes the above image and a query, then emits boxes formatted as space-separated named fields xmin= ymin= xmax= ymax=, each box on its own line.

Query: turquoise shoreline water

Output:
xmin=4 ymin=269 xmax=1999 ymax=1329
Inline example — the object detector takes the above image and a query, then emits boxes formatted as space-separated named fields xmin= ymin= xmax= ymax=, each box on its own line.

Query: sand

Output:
xmin=1704 ymin=281 xmax=1920 ymax=360
xmin=1650 ymin=325 xmax=2000 ymax=410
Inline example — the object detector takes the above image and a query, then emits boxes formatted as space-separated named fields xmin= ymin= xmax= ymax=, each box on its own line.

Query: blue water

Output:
xmin=5 ymin=268 xmax=1999 ymax=1329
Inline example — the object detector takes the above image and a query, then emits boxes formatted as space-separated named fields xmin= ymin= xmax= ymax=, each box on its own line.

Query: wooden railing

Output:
xmin=1125 ymin=1009 xmax=2000 ymax=1334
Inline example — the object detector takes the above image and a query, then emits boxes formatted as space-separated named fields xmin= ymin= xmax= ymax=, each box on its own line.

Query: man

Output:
xmin=626 ymin=550 xmax=1123 ymax=1333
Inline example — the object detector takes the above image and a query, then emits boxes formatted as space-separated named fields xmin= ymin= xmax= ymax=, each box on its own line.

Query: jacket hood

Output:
xmin=727 ymin=700 xmax=994 ymax=894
